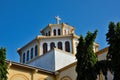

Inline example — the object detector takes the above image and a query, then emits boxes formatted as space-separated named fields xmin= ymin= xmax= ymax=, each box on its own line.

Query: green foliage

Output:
xmin=76 ymin=30 xmax=98 ymax=80
xmin=76 ymin=22 xmax=120 ymax=80
xmin=106 ymin=22 xmax=116 ymax=60
xmin=95 ymin=60 xmax=112 ymax=80
xmin=106 ymin=22 xmax=120 ymax=80
xmin=0 ymin=48 xmax=8 ymax=80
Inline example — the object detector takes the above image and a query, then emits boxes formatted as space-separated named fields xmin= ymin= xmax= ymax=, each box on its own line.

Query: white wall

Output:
xmin=21 ymin=41 xmax=38 ymax=63
xmin=40 ymin=37 xmax=72 ymax=55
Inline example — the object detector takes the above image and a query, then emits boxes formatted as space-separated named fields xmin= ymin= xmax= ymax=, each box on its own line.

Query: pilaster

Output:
xmin=71 ymin=34 xmax=75 ymax=55
xmin=55 ymin=71 xmax=60 ymax=80
xmin=36 ymin=36 xmax=40 ymax=56
xmin=49 ymin=24 xmax=52 ymax=36
xmin=32 ymin=69 xmax=38 ymax=80
xmin=62 ymin=23 xmax=64 ymax=36
xmin=19 ymin=51 xmax=22 ymax=63
xmin=7 ymin=61 xmax=12 ymax=69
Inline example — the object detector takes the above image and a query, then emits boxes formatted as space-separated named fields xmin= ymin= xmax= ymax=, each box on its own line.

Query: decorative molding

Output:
xmin=60 ymin=76 xmax=72 ymax=80
xmin=10 ymin=74 xmax=29 ymax=80
xmin=17 ymin=38 xmax=37 ymax=55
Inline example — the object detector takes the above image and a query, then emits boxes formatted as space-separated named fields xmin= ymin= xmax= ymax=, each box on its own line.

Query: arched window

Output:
xmin=10 ymin=74 xmax=29 ymax=80
xmin=58 ymin=29 xmax=61 ymax=35
xmin=65 ymin=41 xmax=70 ymax=52
xmin=50 ymin=42 xmax=55 ymax=50
xmin=46 ymin=33 xmax=48 ymax=36
xmin=53 ymin=29 xmax=56 ymax=36
xmin=27 ymin=50 xmax=29 ymax=61
xmin=23 ymin=53 xmax=25 ymax=63
xmin=31 ymin=48 xmax=33 ymax=59
xmin=43 ymin=43 xmax=47 ymax=54
xmin=58 ymin=42 xmax=62 ymax=50
xmin=48 ymin=31 xmax=50 ymax=36
xmin=35 ymin=45 xmax=38 ymax=56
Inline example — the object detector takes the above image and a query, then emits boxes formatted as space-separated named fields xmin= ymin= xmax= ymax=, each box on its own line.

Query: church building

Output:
xmin=7 ymin=16 xmax=101 ymax=80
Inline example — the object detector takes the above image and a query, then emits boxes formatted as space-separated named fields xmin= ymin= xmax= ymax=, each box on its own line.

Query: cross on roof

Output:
xmin=55 ymin=16 xmax=61 ymax=24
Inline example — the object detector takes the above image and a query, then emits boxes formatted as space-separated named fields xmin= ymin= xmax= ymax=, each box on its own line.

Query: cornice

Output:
xmin=40 ymin=24 xmax=50 ymax=33
xmin=38 ymin=35 xmax=72 ymax=39
xmin=40 ymin=23 xmax=61 ymax=33
xmin=17 ymin=37 xmax=37 ymax=55
xmin=62 ymin=23 xmax=75 ymax=30
xmin=18 ymin=34 xmax=79 ymax=55
xmin=40 ymin=23 xmax=75 ymax=33
xmin=94 ymin=42 xmax=99 ymax=47
xmin=72 ymin=33 xmax=79 ymax=39
xmin=38 ymin=34 xmax=79 ymax=39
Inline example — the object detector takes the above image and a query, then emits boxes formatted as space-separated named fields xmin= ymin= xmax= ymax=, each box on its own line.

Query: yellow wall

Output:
xmin=7 ymin=64 xmax=55 ymax=80
xmin=33 ymin=73 xmax=55 ymax=80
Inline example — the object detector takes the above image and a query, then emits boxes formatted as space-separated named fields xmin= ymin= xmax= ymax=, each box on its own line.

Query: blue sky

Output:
xmin=0 ymin=0 xmax=120 ymax=62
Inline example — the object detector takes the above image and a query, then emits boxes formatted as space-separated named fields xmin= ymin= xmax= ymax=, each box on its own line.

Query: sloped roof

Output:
xmin=28 ymin=48 xmax=76 ymax=72
xmin=96 ymin=46 xmax=109 ymax=56
xmin=6 ymin=60 xmax=54 ymax=74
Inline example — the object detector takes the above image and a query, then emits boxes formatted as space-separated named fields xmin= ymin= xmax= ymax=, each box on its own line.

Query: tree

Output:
xmin=0 ymin=48 xmax=8 ymax=80
xmin=106 ymin=22 xmax=120 ymax=80
xmin=95 ymin=60 xmax=111 ymax=80
xmin=76 ymin=30 xmax=98 ymax=80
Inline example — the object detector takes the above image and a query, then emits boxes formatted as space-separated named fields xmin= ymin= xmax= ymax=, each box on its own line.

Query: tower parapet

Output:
xmin=17 ymin=17 xmax=99 ymax=64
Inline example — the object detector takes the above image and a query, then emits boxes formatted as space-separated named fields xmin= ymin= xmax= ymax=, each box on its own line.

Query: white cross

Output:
xmin=55 ymin=16 xmax=61 ymax=24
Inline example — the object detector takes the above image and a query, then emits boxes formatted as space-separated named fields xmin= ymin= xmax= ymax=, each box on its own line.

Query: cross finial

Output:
xmin=55 ymin=16 xmax=61 ymax=24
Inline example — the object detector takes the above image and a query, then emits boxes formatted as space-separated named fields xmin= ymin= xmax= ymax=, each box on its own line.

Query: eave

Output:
xmin=6 ymin=60 xmax=54 ymax=75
